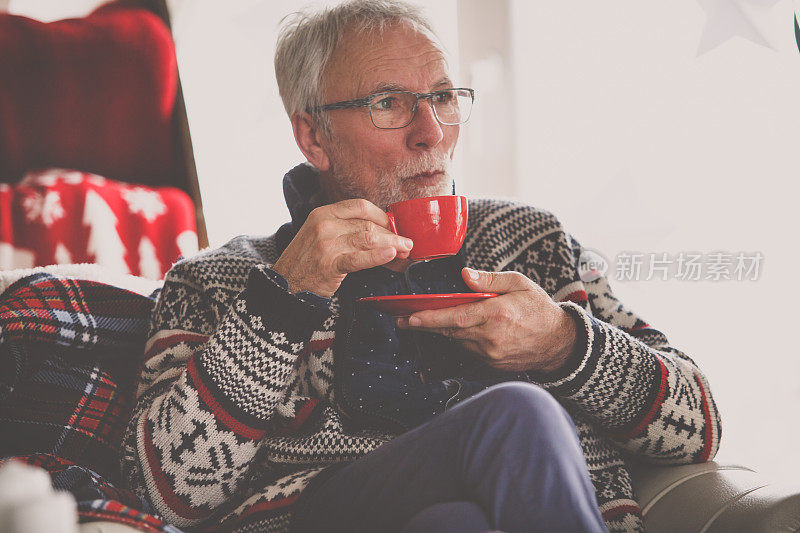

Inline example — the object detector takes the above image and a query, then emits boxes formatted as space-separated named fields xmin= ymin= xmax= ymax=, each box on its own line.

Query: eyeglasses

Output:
xmin=313 ymin=87 xmax=475 ymax=129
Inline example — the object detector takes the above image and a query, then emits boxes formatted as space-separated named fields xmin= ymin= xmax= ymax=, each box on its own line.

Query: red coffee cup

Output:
xmin=386 ymin=195 xmax=468 ymax=260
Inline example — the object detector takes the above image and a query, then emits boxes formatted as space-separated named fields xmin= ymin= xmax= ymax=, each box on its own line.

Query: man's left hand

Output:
xmin=395 ymin=268 xmax=578 ymax=373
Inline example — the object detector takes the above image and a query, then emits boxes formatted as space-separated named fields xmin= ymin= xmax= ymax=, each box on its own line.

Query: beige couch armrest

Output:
xmin=627 ymin=459 xmax=800 ymax=532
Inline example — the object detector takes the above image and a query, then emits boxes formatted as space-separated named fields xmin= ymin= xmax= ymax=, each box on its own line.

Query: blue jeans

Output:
xmin=291 ymin=382 xmax=607 ymax=533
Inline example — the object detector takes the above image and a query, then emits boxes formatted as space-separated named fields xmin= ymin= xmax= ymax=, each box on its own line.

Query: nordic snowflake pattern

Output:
xmin=22 ymin=169 xmax=89 ymax=187
xmin=1 ymin=169 xmax=197 ymax=278
xmin=23 ymin=190 xmax=66 ymax=226
xmin=123 ymin=187 xmax=167 ymax=222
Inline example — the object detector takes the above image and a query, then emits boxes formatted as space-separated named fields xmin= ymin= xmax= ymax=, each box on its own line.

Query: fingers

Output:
xmin=343 ymin=219 xmax=413 ymax=253
xmin=461 ymin=268 xmax=532 ymax=294
xmin=284 ymin=199 xmax=411 ymax=295
xmin=334 ymin=247 xmax=401 ymax=274
xmin=305 ymin=203 xmax=416 ymax=277
xmin=326 ymin=198 xmax=392 ymax=229
xmin=397 ymin=324 xmax=482 ymax=342
xmin=399 ymin=302 xmax=488 ymax=330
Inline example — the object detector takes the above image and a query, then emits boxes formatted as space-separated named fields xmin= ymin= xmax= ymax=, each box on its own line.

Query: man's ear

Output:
xmin=291 ymin=112 xmax=331 ymax=172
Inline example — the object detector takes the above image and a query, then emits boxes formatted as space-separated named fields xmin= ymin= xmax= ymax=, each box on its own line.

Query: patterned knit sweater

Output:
xmin=120 ymin=197 xmax=722 ymax=533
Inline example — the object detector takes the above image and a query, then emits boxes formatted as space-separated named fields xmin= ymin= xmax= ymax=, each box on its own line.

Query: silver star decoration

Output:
xmin=696 ymin=0 xmax=781 ymax=56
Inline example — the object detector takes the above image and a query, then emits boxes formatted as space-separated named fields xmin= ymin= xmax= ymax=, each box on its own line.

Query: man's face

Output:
xmin=318 ymin=22 xmax=459 ymax=210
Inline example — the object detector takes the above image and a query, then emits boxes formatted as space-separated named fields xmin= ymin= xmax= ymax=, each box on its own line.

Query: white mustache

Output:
xmin=396 ymin=158 xmax=451 ymax=181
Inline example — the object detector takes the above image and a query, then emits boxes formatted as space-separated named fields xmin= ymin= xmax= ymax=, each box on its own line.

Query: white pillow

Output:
xmin=0 ymin=263 xmax=162 ymax=297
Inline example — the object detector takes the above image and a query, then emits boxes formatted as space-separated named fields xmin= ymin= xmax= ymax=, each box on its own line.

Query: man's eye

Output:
xmin=374 ymin=97 xmax=397 ymax=110
xmin=434 ymin=91 xmax=453 ymax=104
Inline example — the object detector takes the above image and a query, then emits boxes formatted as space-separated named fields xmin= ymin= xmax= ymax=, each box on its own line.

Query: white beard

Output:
xmin=326 ymin=143 xmax=454 ymax=210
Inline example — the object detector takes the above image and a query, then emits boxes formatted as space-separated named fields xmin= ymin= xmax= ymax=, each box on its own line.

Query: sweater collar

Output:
xmin=282 ymin=163 xmax=327 ymax=230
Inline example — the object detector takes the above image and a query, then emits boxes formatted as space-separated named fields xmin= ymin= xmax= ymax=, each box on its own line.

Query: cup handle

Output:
xmin=386 ymin=211 xmax=398 ymax=234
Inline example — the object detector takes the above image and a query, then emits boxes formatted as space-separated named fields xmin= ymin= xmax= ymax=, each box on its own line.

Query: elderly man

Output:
xmin=121 ymin=1 xmax=722 ymax=532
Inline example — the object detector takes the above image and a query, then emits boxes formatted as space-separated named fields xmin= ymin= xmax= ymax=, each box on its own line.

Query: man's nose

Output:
xmin=406 ymin=99 xmax=444 ymax=151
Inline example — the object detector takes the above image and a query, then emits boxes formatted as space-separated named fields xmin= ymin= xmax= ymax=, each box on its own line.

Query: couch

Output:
xmin=628 ymin=459 xmax=800 ymax=532
xmin=75 ymin=459 xmax=800 ymax=532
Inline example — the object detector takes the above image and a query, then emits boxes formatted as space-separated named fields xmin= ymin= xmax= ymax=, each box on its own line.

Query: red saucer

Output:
xmin=358 ymin=293 xmax=498 ymax=317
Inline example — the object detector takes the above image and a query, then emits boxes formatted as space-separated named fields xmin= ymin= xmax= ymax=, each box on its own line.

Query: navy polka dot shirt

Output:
xmin=334 ymin=246 xmax=528 ymax=431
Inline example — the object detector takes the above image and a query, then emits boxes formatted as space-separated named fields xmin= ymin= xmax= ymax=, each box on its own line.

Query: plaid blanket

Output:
xmin=0 ymin=272 xmax=182 ymax=532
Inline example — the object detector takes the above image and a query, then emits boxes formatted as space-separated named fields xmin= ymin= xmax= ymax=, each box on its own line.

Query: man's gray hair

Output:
xmin=274 ymin=0 xmax=439 ymax=134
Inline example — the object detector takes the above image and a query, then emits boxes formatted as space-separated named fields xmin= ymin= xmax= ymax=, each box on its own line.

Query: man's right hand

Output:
xmin=272 ymin=199 xmax=414 ymax=298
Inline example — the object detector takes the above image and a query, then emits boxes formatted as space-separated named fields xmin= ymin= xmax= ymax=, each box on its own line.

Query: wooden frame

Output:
xmin=145 ymin=0 xmax=209 ymax=249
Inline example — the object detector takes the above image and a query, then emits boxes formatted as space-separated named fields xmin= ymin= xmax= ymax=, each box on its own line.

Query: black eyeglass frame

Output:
xmin=311 ymin=87 xmax=475 ymax=129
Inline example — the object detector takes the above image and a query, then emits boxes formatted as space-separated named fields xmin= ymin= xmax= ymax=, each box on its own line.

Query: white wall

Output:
xmin=7 ymin=0 xmax=98 ymax=20
xmin=510 ymin=0 xmax=800 ymax=483
xmin=456 ymin=0 xmax=516 ymax=199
